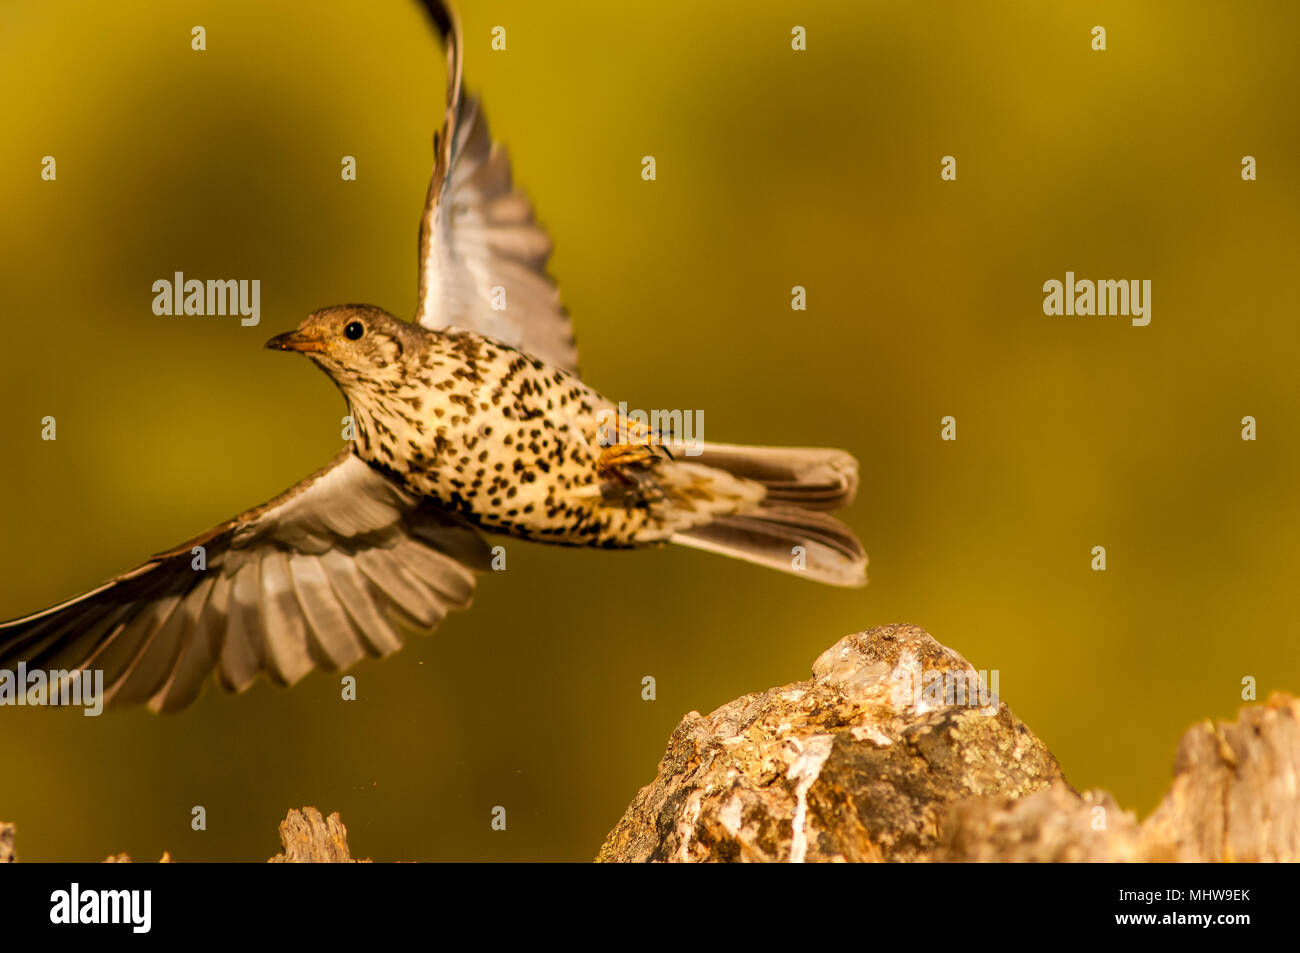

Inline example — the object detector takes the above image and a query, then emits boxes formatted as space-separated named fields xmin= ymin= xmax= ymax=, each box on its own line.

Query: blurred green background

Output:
xmin=1 ymin=0 xmax=1298 ymax=861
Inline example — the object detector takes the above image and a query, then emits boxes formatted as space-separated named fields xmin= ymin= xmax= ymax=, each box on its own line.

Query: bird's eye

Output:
xmin=344 ymin=321 xmax=364 ymax=340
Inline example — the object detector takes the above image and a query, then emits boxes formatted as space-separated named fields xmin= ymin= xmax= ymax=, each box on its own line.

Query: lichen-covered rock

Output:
xmin=598 ymin=624 xmax=1066 ymax=862
xmin=599 ymin=625 xmax=1300 ymax=863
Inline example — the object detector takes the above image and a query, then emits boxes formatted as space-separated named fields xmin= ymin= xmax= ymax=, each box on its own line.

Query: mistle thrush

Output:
xmin=0 ymin=0 xmax=866 ymax=712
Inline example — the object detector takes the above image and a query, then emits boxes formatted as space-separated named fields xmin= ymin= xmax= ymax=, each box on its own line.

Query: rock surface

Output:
xmin=597 ymin=624 xmax=1300 ymax=862
xmin=599 ymin=624 xmax=1062 ymax=862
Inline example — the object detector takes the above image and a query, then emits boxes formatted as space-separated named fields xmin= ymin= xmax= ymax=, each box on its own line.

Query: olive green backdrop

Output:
xmin=1 ymin=0 xmax=1297 ymax=861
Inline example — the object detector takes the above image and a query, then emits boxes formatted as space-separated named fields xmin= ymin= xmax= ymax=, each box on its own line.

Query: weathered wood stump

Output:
xmin=269 ymin=807 xmax=368 ymax=863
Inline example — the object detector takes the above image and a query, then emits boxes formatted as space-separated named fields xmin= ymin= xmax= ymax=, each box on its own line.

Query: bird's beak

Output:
xmin=265 ymin=329 xmax=327 ymax=355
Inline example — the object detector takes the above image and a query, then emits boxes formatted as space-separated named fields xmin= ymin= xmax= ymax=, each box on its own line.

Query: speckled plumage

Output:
xmin=290 ymin=305 xmax=765 ymax=549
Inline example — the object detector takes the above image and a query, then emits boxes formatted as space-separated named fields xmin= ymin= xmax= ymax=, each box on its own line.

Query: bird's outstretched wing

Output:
xmin=0 ymin=451 xmax=490 ymax=713
xmin=413 ymin=0 xmax=577 ymax=372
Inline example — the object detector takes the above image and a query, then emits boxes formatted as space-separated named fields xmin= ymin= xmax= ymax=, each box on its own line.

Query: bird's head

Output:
xmin=265 ymin=305 xmax=414 ymax=397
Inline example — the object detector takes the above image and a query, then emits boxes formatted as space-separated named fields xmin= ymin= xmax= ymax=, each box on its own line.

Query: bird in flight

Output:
xmin=0 ymin=0 xmax=866 ymax=713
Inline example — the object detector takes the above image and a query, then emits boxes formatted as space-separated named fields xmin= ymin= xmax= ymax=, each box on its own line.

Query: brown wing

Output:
xmin=412 ymin=0 xmax=577 ymax=372
xmin=0 ymin=451 xmax=490 ymax=713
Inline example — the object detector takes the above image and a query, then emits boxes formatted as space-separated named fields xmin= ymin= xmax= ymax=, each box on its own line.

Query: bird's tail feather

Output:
xmin=672 ymin=505 xmax=866 ymax=587
xmin=669 ymin=441 xmax=859 ymax=510
xmin=667 ymin=442 xmax=866 ymax=587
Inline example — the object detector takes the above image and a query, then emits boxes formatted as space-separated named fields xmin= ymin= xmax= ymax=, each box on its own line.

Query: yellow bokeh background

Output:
xmin=1 ymin=0 xmax=1298 ymax=861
